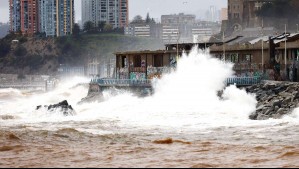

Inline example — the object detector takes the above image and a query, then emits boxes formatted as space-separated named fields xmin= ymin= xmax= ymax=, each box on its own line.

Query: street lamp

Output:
xmin=210 ymin=33 xmax=226 ymax=61
xmin=297 ymin=24 xmax=298 ymax=33
xmin=176 ymin=27 xmax=180 ymax=61
xmin=223 ymin=31 xmax=225 ymax=61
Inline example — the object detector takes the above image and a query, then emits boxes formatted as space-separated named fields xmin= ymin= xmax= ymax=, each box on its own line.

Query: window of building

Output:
xmin=134 ymin=55 xmax=141 ymax=67
xmin=121 ymin=56 xmax=127 ymax=68
xmin=153 ymin=54 xmax=163 ymax=67
xmin=245 ymin=54 xmax=252 ymax=63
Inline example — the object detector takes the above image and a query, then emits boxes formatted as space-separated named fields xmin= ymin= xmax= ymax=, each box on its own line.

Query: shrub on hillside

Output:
xmin=14 ymin=45 xmax=27 ymax=57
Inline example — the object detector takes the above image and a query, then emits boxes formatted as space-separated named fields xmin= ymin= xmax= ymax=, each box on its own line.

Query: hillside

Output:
xmin=0 ymin=33 xmax=164 ymax=75
xmin=0 ymin=24 xmax=9 ymax=38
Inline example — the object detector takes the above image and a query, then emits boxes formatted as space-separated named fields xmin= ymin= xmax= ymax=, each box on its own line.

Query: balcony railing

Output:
xmin=91 ymin=79 xmax=152 ymax=86
xmin=226 ymin=76 xmax=262 ymax=86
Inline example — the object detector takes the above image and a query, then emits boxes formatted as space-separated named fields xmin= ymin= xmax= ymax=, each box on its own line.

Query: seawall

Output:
xmin=246 ymin=81 xmax=299 ymax=120
xmin=83 ymin=81 xmax=299 ymax=121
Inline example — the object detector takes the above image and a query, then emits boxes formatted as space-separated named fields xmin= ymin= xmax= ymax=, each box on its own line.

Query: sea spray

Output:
xmin=75 ymin=48 xmax=258 ymax=128
xmin=0 ymin=48 xmax=298 ymax=129
xmin=0 ymin=76 xmax=89 ymax=121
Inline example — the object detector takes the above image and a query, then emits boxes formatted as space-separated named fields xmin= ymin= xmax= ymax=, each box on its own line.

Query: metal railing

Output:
xmin=91 ymin=79 xmax=152 ymax=86
xmin=92 ymin=76 xmax=262 ymax=87
xmin=226 ymin=76 xmax=262 ymax=86
xmin=0 ymin=82 xmax=46 ymax=88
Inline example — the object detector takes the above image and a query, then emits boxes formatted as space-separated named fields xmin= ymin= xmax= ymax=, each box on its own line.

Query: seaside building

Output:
xmin=81 ymin=0 xmax=128 ymax=29
xmin=114 ymin=32 xmax=299 ymax=82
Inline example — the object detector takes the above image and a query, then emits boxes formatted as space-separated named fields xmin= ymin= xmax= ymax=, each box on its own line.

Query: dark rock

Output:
xmin=272 ymin=100 xmax=282 ymax=108
xmin=36 ymin=105 xmax=42 ymax=110
xmin=36 ymin=100 xmax=76 ymax=116
xmin=282 ymin=97 xmax=292 ymax=105
xmin=78 ymin=92 xmax=104 ymax=104
xmin=276 ymin=108 xmax=286 ymax=115
xmin=257 ymin=114 xmax=270 ymax=120
xmin=264 ymin=109 xmax=273 ymax=115
xmin=272 ymin=113 xmax=283 ymax=119
xmin=294 ymin=92 xmax=299 ymax=99
xmin=274 ymin=106 xmax=279 ymax=112
xmin=248 ymin=81 xmax=299 ymax=121
xmin=249 ymin=112 xmax=258 ymax=120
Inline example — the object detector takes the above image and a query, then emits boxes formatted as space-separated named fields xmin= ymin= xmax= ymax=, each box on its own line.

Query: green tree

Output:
xmin=0 ymin=41 xmax=11 ymax=57
xmin=151 ymin=18 xmax=156 ymax=24
xmin=256 ymin=0 xmax=297 ymax=18
xmin=104 ymin=24 xmax=113 ymax=32
xmin=18 ymin=36 xmax=28 ymax=43
xmin=131 ymin=15 xmax=144 ymax=24
xmin=14 ymin=45 xmax=27 ymax=57
xmin=145 ymin=13 xmax=151 ymax=24
xmin=83 ymin=21 xmax=95 ymax=33
xmin=98 ymin=21 xmax=106 ymax=32
xmin=72 ymin=23 xmax=80 ymax=36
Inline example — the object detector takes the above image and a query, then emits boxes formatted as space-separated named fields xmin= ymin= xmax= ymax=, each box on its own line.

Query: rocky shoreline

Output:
xmin=246 ymin=81 xmax=299 ymax=120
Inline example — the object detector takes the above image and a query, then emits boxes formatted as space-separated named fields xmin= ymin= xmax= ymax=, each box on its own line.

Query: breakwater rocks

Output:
xmin=246 ymin=81 xmax=299 ymax=120
xmin=36 ymin=100 xmax=76 ymax=116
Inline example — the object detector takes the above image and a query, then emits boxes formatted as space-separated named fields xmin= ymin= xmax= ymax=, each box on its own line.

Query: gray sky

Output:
xmin=0 ymin=0 xmax=227 ymax=23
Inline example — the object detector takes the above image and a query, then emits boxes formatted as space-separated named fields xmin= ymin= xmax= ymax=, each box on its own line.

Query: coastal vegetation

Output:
xmin=0 ymin=32 xmax=164 ymax=75
xmin=256 ymin=0 xmax=299 ymax=19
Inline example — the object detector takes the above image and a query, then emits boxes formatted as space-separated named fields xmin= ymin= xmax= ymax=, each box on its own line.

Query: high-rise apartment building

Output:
xmin=39 ymin=0 xmax=56 ymax=36
xmin=57 ymin=0 xmax=74 ymax=36
xmin=20 ymin=0 xmax=38 ymax=35
xmin=39 ymin=0 xmax=74 ymax=37
xmin=81 ymin=0 xmax=128 ymax=29
xmin=9 ymin=0 xmax=21 ymax=32
xmin=9 ymin=0 xmax=38 ymax=34
xmin=9 ymin=0 xmax=74 ymax=36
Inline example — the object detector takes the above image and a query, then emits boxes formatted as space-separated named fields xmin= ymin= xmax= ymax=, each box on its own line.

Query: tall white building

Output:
xmin=81 ymin=0 xmax=128 ymax=29
xmin=206 ymin=6 xmax=218 ymax=22
xmin=39 ymin=0 xmax=57 ymax=36
xmin=39 ymin=0 xmax=74 ymax=37
xmin=9 ymin=0 xmax=21 ymax=32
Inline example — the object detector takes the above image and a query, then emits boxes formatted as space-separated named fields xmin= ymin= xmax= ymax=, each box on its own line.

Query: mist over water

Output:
xmin=75 ymin=48 xmax=260 ymax=129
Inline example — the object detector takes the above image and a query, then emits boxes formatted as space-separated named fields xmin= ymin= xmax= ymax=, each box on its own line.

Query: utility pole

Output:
xmin=262 ymin=19 xmax=264 ymax=72
xmin=285 ymin=24 xmax=287 ymax=78
xmin=176 ymin=27 xmax=180 ymax=61
xmin=223 ymin=31 xmax=225 ymax=61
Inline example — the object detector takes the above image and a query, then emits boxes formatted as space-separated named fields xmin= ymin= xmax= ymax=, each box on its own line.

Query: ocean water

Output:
xmin=0 ymin=48 xmax=298 ymax=168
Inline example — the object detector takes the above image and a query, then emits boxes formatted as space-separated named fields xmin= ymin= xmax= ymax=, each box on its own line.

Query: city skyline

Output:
xmin=0 ymin=0 xmax=227 ymax=23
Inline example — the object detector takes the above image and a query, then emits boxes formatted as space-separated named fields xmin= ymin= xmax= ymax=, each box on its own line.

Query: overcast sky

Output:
xmin=0 ymin=0 xmax=227 ymax=23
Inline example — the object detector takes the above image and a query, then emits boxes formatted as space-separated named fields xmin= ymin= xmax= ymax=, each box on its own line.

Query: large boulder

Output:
xmin=36 ymin=100 xmax=76 ymax=116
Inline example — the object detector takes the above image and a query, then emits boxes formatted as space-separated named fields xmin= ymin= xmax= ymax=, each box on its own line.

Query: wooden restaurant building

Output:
xmin=114 ymin=33 xmax=299 ymax=82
